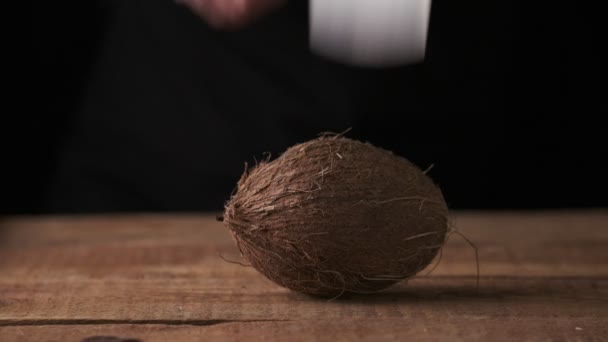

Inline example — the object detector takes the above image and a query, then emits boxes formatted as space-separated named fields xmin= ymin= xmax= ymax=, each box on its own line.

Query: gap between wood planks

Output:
xmin=0 ymin=319 xmax=290 ymax=327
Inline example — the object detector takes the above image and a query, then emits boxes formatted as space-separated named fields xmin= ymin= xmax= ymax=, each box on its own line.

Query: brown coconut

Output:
xmin=222 ymin=136 xmax=449 ymax=297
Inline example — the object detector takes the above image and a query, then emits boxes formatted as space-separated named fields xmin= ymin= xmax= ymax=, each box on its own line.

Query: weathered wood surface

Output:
xmin=1 ymin=210 xmax=607 ymax=341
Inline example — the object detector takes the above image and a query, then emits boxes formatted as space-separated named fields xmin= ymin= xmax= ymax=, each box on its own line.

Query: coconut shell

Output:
xmin=223 ymin=136 xmax=449 ymax=297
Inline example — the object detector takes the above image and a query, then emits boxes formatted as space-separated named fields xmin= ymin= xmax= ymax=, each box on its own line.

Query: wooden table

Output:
xmin=1 ymin=210 xmax=607 ymax=341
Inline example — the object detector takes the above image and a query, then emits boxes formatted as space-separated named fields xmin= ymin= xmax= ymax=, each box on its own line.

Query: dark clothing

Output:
xmin=41 ymin=0 xmax=397 ymax=212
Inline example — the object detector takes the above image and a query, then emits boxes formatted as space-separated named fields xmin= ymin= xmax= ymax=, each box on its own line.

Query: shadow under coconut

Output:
xmin=288 ymin=275 xmax=604 ymax=304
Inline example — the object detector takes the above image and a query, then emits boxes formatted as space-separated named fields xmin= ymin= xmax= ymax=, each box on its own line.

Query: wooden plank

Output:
xmin=2 ymin=211 xmax=607 ymax=277
xmin=2 ymin=318 xmax=607 ymax=342
xmin=1 ymin=210 xmax=607 ymax=341
xmin=1 ymin=275 xmax=605 ymax=322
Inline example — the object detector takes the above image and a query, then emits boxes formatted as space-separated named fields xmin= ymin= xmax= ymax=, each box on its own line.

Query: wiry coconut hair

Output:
xmin=223 ymin=136 xmax=449 ymax=297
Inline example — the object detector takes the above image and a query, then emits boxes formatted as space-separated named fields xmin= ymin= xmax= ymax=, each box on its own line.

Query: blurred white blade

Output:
xmin=310 ymin=0 xmax=432 ymax=67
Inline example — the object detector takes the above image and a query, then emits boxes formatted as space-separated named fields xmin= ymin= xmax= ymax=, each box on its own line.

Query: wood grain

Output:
xmin=1 ymin=210 xmax=607 ymax=341
xmin=3 ymin=318 xmax=607 ymax=342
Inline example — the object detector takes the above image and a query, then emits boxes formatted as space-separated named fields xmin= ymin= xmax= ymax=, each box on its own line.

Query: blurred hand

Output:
xmin=176 ymin=0 xmax=287 ymax=30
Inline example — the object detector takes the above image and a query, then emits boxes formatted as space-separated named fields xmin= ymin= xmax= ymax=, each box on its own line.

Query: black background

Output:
xmin=16 ymin=0 xmax=606 ymax=215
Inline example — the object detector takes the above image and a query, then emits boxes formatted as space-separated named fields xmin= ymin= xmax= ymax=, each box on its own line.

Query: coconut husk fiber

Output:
xmin=222 ymin=135 xmax=449 ymax=298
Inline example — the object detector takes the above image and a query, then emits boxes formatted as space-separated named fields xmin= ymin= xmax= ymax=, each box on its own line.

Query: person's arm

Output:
xmin=175 ymin=0 xmax=287 ymax=30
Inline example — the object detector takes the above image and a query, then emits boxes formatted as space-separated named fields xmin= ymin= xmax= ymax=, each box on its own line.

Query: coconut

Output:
xmin=222 ymin=135 xmax=449 ymax=297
